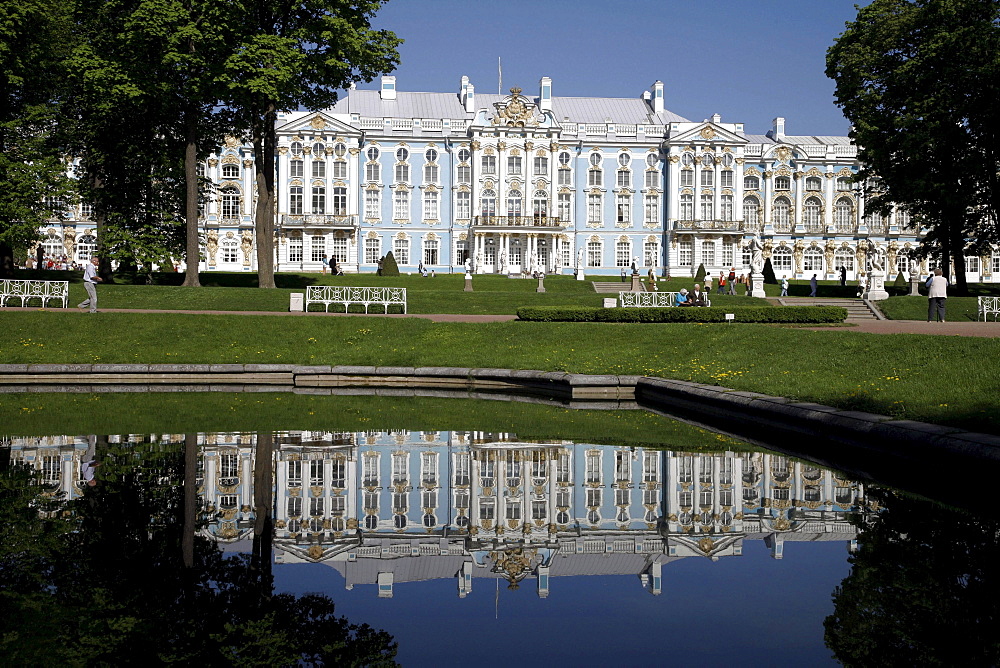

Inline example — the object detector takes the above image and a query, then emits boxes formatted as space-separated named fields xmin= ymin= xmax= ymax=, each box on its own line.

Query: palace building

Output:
xmin=37 ymin=74 xmax=998 ymax=281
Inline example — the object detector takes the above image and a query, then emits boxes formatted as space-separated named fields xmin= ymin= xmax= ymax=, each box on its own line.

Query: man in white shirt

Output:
xmin=78 ymin=257 xmax=102 ymax=313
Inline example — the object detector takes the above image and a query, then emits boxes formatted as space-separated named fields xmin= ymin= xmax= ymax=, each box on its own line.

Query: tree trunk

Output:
xmin=0 ymin=241 xmax=15 ymax=278
xmin=949 ymin=213 xmax=968 ymax=296
xmin=253 ymin=100 xmax=277 ymax=289
xmin=251 ymin=431 xmax=274 ymax=599
xmin=181 ymin=103 xmax=201 ymax=287
xmin=182 ymin=433 xmax=197 ymax=570
xmin=90 ymin=171 xmax=114 ymax=283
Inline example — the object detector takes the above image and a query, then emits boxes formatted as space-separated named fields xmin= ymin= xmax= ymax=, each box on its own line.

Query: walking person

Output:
xmin=727 ymin=268 xmax=736 ymax=295
xmin=839 ymin=265 xmax=847 ymax=287
xmin=78 ymin=257 xmax=102 ymax=313
xmin=717 ymin=271 xmax=725 ymax=295
xmin=780 ymin=276 xmax=789 ymax=297
xmin=809 ymin=274 xmax=818 ymax=297
xmin=926 ymin=268 xmax=948 ymax=322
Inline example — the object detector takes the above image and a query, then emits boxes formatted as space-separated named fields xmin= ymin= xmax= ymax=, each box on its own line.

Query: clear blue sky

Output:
xmin=367 ymin=0 xmax=869 ymax=137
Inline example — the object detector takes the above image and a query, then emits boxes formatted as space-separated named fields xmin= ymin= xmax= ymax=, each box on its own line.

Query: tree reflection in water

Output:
xmin=0 ymin=434 xmax=397 ymax=666
xmin=825 ymin=489 xmax=1000 ymax=665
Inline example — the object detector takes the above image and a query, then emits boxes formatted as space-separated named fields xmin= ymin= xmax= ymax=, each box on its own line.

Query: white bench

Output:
xmin=978 ymin=296 xmax=1000 ymax=321
xmin=306 ymin=286 xmax=407 ymax=314
xmin=618 ymin=291 xmax=711 ymax=308
xmin=0 ymin=279 xmax=69 ymax=308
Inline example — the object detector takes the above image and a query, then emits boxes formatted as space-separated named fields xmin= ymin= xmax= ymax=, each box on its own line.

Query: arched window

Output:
xmin=533 ymin=191 xmax=548 ymax=219
xmin=222 ymin=163 xmax=239 ymax=179
xmin=42 ymin=232 xmax=62 ymax=258
xmin=506 ymin=189 xmax=522 ymax=217
xmin=803 ymin=246 xmax=823 ymax=272
xmin=481 ymin=189 xmax=496 ymax=218
xmin=76 ymin=234 xmax=97 ymax=262
xmin=744 ymin=175 xmax=760 ymax=189
xmin=772 ymin=196 xmax=791 ymax=230
xmin=834 ymin=197 xmax=855 ymax=232
xmin=587 ymin=193 xmax=601 ymax=224
xmin=774 ymin=175 xmax=791 ymax=190
xmin=835 ymin=248 xmax=855 ymax=272
xmin=771 ymin=246 xmax=792 ymax=272
xmin=220 ymin=187 xmax=240 ymax=219
xmin=804 ymin=196 xmax=822 ymax=230
xmin=393 ymin=190 xmax=409 ymax=220
xmin=836 ymin=176 xmax=851 ymax=191
xmin=805 ymin=176 xmax=822 ymax=191
xmin=332 ymin=160 xmax=346 ymax=179
xmin=394 ymin=162 xmax=409 ymax=183
xmin=312 ymin=159 xmax=326 ymax=179
xmin=559 ymin=151 xmax=571 ymax=167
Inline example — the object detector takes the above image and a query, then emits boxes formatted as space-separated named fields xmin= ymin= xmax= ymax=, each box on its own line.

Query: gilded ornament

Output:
xmin=699 ymin=127 xmax=716 ymax=140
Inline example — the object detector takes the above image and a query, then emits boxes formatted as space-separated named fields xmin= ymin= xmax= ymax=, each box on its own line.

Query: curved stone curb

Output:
xmin=635 ymin=376 xmax=1000 ymax=462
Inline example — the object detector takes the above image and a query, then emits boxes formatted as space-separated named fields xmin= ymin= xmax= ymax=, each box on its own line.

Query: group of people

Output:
xmin=320 ymin=256 xmax=344 ymax=276
xmin=26 ymin=256 xmax=80 ymax=271
xmin=715 ymin=269 xmax=750 ymax=296
xmin=675 ymin=283 xmax=710 ymax=307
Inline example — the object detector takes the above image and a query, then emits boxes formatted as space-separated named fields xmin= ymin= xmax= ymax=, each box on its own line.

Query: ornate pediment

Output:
xmin=492 ymin=87 xmax=540 ymax=127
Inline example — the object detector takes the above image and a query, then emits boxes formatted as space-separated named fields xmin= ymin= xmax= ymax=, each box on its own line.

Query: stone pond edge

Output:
xmin=1 ymin=363 xmax=997 ymax=460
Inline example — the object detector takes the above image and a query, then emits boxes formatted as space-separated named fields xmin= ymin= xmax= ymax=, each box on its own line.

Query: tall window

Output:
xmin=221 ymin=187 xmax=239 ymax=219
xmin=557 ymin=193 xmax=571 ymax=222
xmin=680 ymin=170 xmax=694 ymax=187
xmin=834 ymin=197 xmax=854 ymax=232
xmin=701 ymin=240 xmax=716 ymax=266
xmin=423 ymin=238 xmax=439 ymax=265
xmin=723 ymin=242 xmax=735 ymax=267
xmin=393 ymin=237 xmax=409 ymax=265
xmin=616 ymin=169 xmax=630 ymax=188
xmin=365 ymin=237 xmax=380 ymax=264
xmin=311 ymin=160 xmax=326 ymax=179
xmin=533 ymin=191 xmax=548 ymax=219
xmin=835 ymin=249 xmax=855 ymax=272
xmin=558 ymin=168 xmax=572 ymax=186
xmin=394 ymin=162 xmax=409 ymax=183
xmin=290 ymin=160 xmax=303 ymax=177
xmin=393 ymin=190 xmax=409 ymax=220
xmin=506 ymin=189 xmax=522 ymax=217
xmin=533 ymin=155 xmax=548 ymax=175
xmin=644 ymin=195 xmax=658 ymax=224
xmin=456 ymin=191 xmax=471 ymax=219
xmin=289 ymin=187 xmax=303 ymax=215
xmin=720 ymin=170 xmax=734 ymax=188
xmin=721 ymin=194 xmax=733 ymax=221
xmin=700 ymin=168 xmax=714 ymax=187
xmin=678 ymin=240 xmax=693 ymax=266
xmin=644 ymin=241 xmax=658 ymax=267
xmin=311 ymin=235 xmax=326 ymax=262
xmin=366 ymin=147 xmax=380 ymax=181
xmin=804 ymin=197 xmax=822 ymax=230
xmin=364 ymin=189 xmax=380 ymax=219
xmin=331 ymin=160 xmax=346 ymax=179
xmin=615 ymin=240 xmax=630 ymax=267
xmin=457 ymin=164 xmax=471 ymax=183
xmin=773 ymin=197 xmax=791 ymax=230
xmin=700 ymin=193 xmax=714 ymax=220
xmin=331 ymin=186 xmax=347 ymax=215
xmin=76 ymin=235 xmax=97 ymax=261
xmin=423 ymin=191 xmax=439 ymax=220
xmin=222 ymin=239 xmax=238 ymax=263
xmin=507 ymin=155 xmax=522 ymax=175
xmin=481 ymin=189 xmax=496 ymax=218
xmin=616 ymin=193 xmax=630 ymax=224
xmin=587 ymin=240 xmax=601 ymax=267
xmin=424 ymin=163 xmax=439 ymax=183
xmin=743 ymin=197 xmax=759 ymax=229
xmin=587 ymin=193 xmax=601 ymax=224
xmin=680 ymin=193 xmax=694 ymax=221
xmin=311 ymin=186 xmax=325 ymax=214
xmin=645 ymin=170 xmax=659 ymax=189
xmin=288 ymin=234 xmax=303 ymax=262
xmin=588 ymin=152 xmax=602 ymax=186
xmin=481 ymin=154 xmax=496 ymax=175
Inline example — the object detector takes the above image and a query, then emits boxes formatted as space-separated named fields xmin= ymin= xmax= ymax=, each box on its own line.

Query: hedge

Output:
xmin=516 ymin=305 xmax=847 ymax=323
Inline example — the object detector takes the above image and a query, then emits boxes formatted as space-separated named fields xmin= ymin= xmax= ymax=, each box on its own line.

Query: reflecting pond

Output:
xmin=2 ymin=406 xmax=999 ymax=665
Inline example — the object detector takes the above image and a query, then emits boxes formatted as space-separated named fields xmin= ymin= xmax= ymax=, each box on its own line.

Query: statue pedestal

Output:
xmin=464 ymin=274 xmax=473 ymax=292
xmin=576 ymin=268 xmax=585 ymax=281
xmin=864 ymin=272 xmax=889 ymax=301
xmin=909 ymin=275 xmax=921 ymax=296
xmin=751 ymin=275 xmax=766 ymax=299
xmin=536 ymin=276 xmax=546 ymax=293
xmin=631 ymin=274 xmax=643 ymax=292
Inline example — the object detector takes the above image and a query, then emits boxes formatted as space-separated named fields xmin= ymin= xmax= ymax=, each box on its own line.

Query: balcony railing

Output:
xmin=473 ymin=215 xmax=566 ymax=228
xmin=281 ymin=214 xmax=358 ymax=228
xmin=674 ymin=219 xmax=745 ymax=232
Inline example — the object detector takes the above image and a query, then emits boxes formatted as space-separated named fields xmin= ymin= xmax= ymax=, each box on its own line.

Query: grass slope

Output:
xmin=2 ymin=311 xmax=998 ymax=434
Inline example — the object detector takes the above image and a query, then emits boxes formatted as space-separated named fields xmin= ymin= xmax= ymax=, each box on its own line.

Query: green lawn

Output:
xmin=2 ymin=311 xmax=998 ymax=435
xmin=879 ymin=295 xmax=985 ymax=322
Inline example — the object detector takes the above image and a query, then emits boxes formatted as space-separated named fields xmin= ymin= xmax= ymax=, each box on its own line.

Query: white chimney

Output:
xmin=539 ymin=76 xmax=552 ymax=112
xmin=772 ymin=117 xmax=786 ymax=140
xmin=380 ymin=75 xmax=396 ymax=100
xmin=460 ymin=75 xmax=469 ymax=104
xmin=651 ymin=81 xmax=664 ymax=113
xmin=711 ymin=113 xmax=721 ymax=124
xmin=464 ymin=83 xmax=475 ymax=113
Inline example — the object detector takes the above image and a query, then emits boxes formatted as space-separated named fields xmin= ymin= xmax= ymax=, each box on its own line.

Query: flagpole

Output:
xmin=498 ymin=56 xmax=502 ymax=95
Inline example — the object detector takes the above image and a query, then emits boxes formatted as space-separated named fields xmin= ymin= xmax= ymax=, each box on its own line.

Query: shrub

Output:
xmin=516 ymin=305 xmax=847 ymax=324
xmin=763 ymin=258 xmax=777 ymax=284
xmin=694 ymin=263 xmax=706 ymax=282
xmin=381 ymin=252 xmax=399 ymax=277
xmin=893 ymin=271 xmax=906 ymax=288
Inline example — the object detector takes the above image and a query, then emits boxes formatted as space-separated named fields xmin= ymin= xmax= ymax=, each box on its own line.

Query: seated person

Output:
xmin=688 ymin=284 xmax=707 ymax=306
xmin=676 ymin=288 xmax=692 ymax=306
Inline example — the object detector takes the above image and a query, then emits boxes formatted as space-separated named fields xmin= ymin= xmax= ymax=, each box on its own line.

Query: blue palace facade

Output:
xmin=38 ymin=74 xmax=1000 ymax=281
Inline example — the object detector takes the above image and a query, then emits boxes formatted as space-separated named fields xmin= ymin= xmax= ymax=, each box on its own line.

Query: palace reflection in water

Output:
xmin=5 ymin=431 xmax=867 ymax=598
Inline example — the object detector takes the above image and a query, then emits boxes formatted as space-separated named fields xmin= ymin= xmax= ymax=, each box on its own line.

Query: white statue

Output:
xmin=749 ymin=233 xmax=765 ymax=275
xmin=577 ymin=248 xmax=585 ymax=269
xmin=499 ymin=250 xmax=507 ymax=273
xmin=475 ymin=250 xmax=483 ymax=271
xmin=464 ymin=257 xmax=472 ymax=274
xmin=868 ymin=239 xmax=885 ymax=273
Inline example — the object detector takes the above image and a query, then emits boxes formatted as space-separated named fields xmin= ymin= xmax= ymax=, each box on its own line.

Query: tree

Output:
xmin=694 ymin=262 xmax=706 ymax=282
xmin=762 ymin=257 xmax=777 ymax=284
xmin=827 ymin=0 xmax=1000 ymax=296
xmin=224 ymin=0 xmax=400 ymax=288
xmin=380 ymin=251 xmax=399 ymax=276
xmin=0 ymin=0 xmax=76 ymax=276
